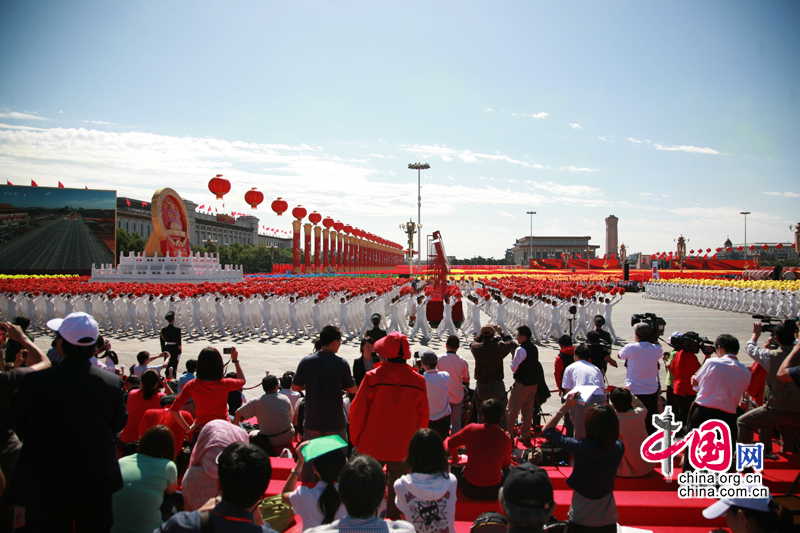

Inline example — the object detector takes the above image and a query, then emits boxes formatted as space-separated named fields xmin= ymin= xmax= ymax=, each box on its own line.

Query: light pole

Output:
xmin=526 ymin=211 xmax=536 ymax=268
xmin=408 ymin=163 xmax=430 ymax=274
xmin=399 ymin=219 xmax=420 ymax=276
xmin=740 ymin=211 xmax=751 ymax=260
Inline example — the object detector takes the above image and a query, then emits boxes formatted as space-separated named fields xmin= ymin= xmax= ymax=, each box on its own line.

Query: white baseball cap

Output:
xmin=46 ymin=312 xmax=99 ymax=346
xmin=702 ymin=493 xmax=773 ymax=519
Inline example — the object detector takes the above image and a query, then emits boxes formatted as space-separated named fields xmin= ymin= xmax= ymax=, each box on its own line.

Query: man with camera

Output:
xmin=470 ymin=324 xmax=517 ymax=429
xmin=739 ymin=322 xmax=800 ymax=458
xmin=618 ymin=322 xmax=663 ymax=434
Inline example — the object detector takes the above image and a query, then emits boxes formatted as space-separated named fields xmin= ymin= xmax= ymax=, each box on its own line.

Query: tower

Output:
xmin=605 ymin=215 xmax=618 ymax=258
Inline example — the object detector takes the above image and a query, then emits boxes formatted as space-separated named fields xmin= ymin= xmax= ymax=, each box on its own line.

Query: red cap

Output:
xmin=374 ymin=331 xmax=411 ymax=360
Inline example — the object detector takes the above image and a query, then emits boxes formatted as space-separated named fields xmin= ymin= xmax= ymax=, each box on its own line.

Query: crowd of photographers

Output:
xmin=0 ymin=299 xmax=798 ymax=533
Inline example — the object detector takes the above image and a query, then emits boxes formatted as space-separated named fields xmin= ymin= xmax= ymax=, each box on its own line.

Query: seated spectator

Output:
xmin=561 ymin=344 xmax=607 ymax=440
xmin=171 ymin=346 xmax=246 ymax=439
xmin=543 ymin=393 xmax=624 ymax=533
xmin=226 ymin=371 xmax=246 ymax=417
xmin=497 ymin=463 xmax=557 ymax=533
xmin=158 ymin=442 xmax=276 ymax=532
xmin=702 ymin=491 xmax=784 ymax=533
xmin=182 ymin=419 xmax=249 ymax=511
xmin=234 ymin=374 xmax=295 ymax=452
xmin=446 ymin=398 xmax=512 ymax=501
xmin=394 ymin=429 xmax=457 ymax=533
xmin=305 ymin=455 xmax=415 ymax=533
xmin=132 ymin=350 xmax=169 ymax=377
xmin=177 ymin=358 xmax=197 ymax=393
xmin=608 ymin=387 xmax=655 ymax=478
xmin=119 ymin=369 xmax=166 ymax=446
xmin=139 ymin=394 xmax=194 ymax=459
xmin=278 ymin=371 xmax=302 ymax=415
xmin=281 ymin=436 xmax=348 ymax=531
xmin=112 ymin=425 xmax=178 ymax=533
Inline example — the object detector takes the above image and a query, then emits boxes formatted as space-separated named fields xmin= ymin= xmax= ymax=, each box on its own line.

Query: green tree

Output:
xmin=116 ymin=228 xmax=145 ymax=255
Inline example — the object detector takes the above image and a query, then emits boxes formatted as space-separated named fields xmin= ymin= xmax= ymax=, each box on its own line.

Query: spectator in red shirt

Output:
xmin=170 ymin=347 xmax=245 ymax=438
xmin=668 ymin=333 xmax=708 ymax=428
xmin=446 ymin=398 xmax=512 ymax=500
xmin=553 ymin=335 xmax=576 ymax=438
xmin=119 ymin=369 xmax=166 ymax=446
xmin=139 ymin=394 xmax=195 ymax=459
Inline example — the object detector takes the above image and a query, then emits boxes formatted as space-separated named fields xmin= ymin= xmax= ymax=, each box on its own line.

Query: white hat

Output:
xmin=46 ymin=312 xmax=99 ymax=346
xmin=702 ymin=493 xmax=773 ymax=519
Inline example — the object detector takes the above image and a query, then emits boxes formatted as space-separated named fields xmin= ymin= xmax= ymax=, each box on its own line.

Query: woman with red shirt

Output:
xmin=669 ymin=334 xmax=709 ymax=427
xmin=170 ymin=347 xmax=245 ymax=436
xmin=119 ymin=369 xmax=165 ymax=445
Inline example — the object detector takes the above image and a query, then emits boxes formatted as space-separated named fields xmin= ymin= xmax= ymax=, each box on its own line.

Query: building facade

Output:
xmin=715 ymin=237 xmax=798 ymax=262
xmin=510 ymin=236 xmax=600 ymax=265
xmin=116 ymin=197 xmax=292 ymax=250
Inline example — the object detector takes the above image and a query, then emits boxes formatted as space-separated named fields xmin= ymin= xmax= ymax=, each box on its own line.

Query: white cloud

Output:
xmin=0 ymin=123 xmax=48 ymax=131
xmin=485 ymin=108 xmax=492 ymax=112
xmin=764 ymin=191 xmax=800 ymax=198
xmin=639 ymin=192 xmax=654 ymax=197
xmin=559 ymin=166 xmax=599 ymax=173
xmin=530 ymin=112 xmax=549 ymax=119
xmin=497 ymin=211 xmax=515 ymax=218
xmin=527 ymin=181 xmax=601 ymax=197
xmin=441 ymin=155 xmax=452 ymax=162
xmin=626 ymin=137 xmax=642 ymax=144
xmin=653 ymin=144 xmax=719 ymax=155
xmin=598 ymin=136 xmax=607 ymax=141
xmin=510 ymin=113 xmax=517 ymax=116
xmin=568 ymin=123 xmax=582 ymax=130
xmin=58 ymin=110 xmax=63 ymax=114
xmin=0 ymin=111 xmax=46 ymax=121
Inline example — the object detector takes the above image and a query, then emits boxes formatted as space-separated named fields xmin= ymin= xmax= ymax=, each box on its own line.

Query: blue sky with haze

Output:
xmin=0 ymin=1 xmax=798 ymax=259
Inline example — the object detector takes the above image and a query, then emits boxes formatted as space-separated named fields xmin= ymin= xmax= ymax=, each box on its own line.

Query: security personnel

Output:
xmin=160 ymin=311 xmax=182 ymax=377
xmin=365 ymin=313 xmax=387 ymax=343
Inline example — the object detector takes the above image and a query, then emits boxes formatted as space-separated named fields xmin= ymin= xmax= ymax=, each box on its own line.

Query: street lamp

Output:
xmin=740 ymin=211 xmax=751 ymax=260
xmin=526 ymin=211 xmax=536 ymax=268
xmin=408 ymin=163 xmax=430 ymax=274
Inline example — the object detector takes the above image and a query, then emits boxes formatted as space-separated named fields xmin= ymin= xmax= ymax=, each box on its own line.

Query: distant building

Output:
xmin=510 ymin=236 xmax=599 ymax=265
xmin=605 ymin=215 xmax=618 ymax=257
xmin=715 ymin=237 xmax=798 ymax=262
xmin=116 ymin=197 xmax=292 ymax=249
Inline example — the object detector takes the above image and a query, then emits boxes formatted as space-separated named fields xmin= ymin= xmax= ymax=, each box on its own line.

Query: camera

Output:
xmin=631 ymin=313 xmax=666 ymax=342
xmin=753 ymin=315 xmax=800 ymax=334
xmin=673 ymin=332 xmax=715 ymax=356
xmin=223 ymin=347 xmax=233 ymax=355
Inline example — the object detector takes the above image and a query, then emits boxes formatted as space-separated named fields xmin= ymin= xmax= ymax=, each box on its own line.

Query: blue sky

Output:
xmin=0 ymin=1 xmax=798 ymax=260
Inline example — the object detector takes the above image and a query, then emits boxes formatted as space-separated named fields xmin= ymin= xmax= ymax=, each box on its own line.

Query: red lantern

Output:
xmin=208 ymin=174 xmax=230 ymax=200
xmin=271 ymin=197 xmax=288 ymax=216
xmin=343 ymin=224 xmax=353 ymax=234
xmin=776 ymin=243 xmax=784 ymax=250
xmin=333 ymin=221 xmax=344 ymax=232
xmin=748 ymin=245 xmax=756 ymax=251
xmin=322 ymin=216 xmax=334 ymax=228
xmin=308 ymin=211 xmax=322 ymax=225
xmin=292 ymin=205 xmax=307 ymax=220
xmin=761 ymin=244 xmax=769 ymax=251
xmin=737 ymin=246 xmax=743 ymax=251
xmin=689 ymin=249 xmax=695 ymax=254
xmin=244 ymin=188 xmax=264 ymax=209
xmin=726 ymin=247 xmax=733 ymax=252
xmin=716 ymin=247 xmax=722 ymax=253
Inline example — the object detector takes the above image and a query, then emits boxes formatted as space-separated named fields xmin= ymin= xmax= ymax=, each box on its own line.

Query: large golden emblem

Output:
xmin=143 ymin=188 xmax=192 ymax=257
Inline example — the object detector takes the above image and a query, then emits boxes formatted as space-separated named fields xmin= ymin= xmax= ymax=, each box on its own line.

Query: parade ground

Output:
xmin=24 ymin=290 xmax=758 ymax=415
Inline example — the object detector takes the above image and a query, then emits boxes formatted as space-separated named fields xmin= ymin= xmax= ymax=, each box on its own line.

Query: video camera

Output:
xmin=630 ymin=313 xmax=666 ymax=342
xmin=753 ymin=315 xmax=800 ymax=334
xmin=672 ymin=331 xmax=715 ymax=356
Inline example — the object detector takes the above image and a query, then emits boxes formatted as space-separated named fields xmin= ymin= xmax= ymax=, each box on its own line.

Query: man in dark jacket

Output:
xmin=470 ymin=325 xmax=517 ymax=429
xmin=6 ymin=312 xmax=127 ymax=532
xmin=160 ymin=311 xmax=182 ymax=377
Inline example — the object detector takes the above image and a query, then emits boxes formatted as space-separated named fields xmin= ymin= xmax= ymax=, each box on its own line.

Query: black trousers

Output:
xmin=25 ymin=493 xmax=114 ymax=533
xmin=682 ymin=403 xmax=740 ymax=473
xmin=428 ymin=415 xmax=451 ymax=442
xmin=637 ymin=392 xmax=660 ymax=435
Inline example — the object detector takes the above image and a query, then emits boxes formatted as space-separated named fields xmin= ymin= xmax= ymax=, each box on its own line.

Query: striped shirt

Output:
xmin=469 ymin=336 xmax=517 ymax=383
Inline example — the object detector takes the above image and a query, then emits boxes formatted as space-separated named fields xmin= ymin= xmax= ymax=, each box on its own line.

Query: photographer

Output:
xmin=587 ymin=330 xmax=617 ymax=375
xmin=618 ymin=323 xmax=663 ymax=434
xmin=739 ymin=322 xmax=800 ymax=458
xmin=668 ymin=332 xmax=710 ymax=428
xmin=470 ymin=325 xmax=517 ymax=429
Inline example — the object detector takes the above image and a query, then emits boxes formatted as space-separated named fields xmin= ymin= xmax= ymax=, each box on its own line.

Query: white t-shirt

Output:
xmin=561 ymin=359 xmax=605 ymax=392
xmin=288 ymin=481 xmax=347 ymax=531
xmin=393 ymin=472 xmax=457 ymax=533
xmin=618 ymin=342 xmax=663 ymax=395
xmin=693 ymin=355 xmax=751 ymax=414
xmin=132 ymin=363 xmax=164 ymax=377
xmin=423 ymin=370 xmax=451 ymax=421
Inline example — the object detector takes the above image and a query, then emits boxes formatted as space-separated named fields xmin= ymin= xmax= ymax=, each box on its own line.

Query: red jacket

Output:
xmin=349 ymin=362 xmax=429 ymax=462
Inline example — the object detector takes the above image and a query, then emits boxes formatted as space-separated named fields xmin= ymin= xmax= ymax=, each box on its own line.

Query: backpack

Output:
xmin=470 ymin=511 xmax=507 ymax=533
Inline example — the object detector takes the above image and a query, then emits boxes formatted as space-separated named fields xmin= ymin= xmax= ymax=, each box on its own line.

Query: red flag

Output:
xmin=31 ymin=180 xmax=38 ymax=187
xmin=199 ymin=204 xmax=204 ymax=209
xmin=58 ymin=181 xmax=65 ymax=188
xmin=126 ymin=198 xmax=131 ymax=206
xmin=6 ymin=180 xmax=11 ymax=185
xmin=142 ymin=202 xmax=147 ymax=207
xmin=85 ymin=186 xmax=88 ymax=189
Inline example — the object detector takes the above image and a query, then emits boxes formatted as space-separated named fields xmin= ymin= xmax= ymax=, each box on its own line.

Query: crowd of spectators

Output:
xmin=0 ymin=300 xmax=797 ymax=533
